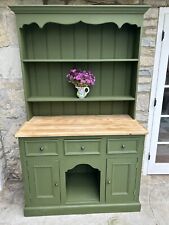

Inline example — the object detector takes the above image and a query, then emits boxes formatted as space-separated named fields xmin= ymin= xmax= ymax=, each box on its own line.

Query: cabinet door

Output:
xmin=27 ymin=157 xmax=60 ymax=206
xmin=106 ymin=157 xmax=138 ymax=203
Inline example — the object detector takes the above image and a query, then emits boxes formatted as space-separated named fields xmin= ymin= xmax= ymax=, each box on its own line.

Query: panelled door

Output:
xmin=148 ymin=10 xmax=169 ymax=174
xmin=27 ymin=158 xmax=60 ymax=206
xmin=106 ymin=157 xmax=137 ymax=203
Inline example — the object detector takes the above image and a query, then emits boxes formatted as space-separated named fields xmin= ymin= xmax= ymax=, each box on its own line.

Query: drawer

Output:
xmin=64 ymin=139 xmax=102 ymax=155
xmin=107 ymin=138 xmax=138 ymax=154
xmin=25 ymin=140 xmax=59 ymax=156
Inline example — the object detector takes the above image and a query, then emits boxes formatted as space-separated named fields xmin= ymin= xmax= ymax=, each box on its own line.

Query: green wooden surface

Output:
xmin=107 ymin=137 xmax=139 ymax=154
xmin=23 ymin=59 xmax=139 ymax=62
xmin=24 ymin=203 xmax=141 ymax=216
xmin=18 ymin=139 xmax=31 ymax=206
xmin=18 ymin=135 xmax=145 ymax=216
xmin=22 ymin=23 xmax=139 ymax=60
xmin=30 ymin=101 xmax=132 ymax=116
xmin=60 ymin=156 xmax=106 ymax=205
xmin=10 ymin=5 xmax=149 ymax=29
xmin=27 ymin=96 xmax=135 ymax=102
xmin=11 ymin=6 xmax=146 ymax=118
xmin=25 ymin=62 xmax=137 ymax=98
xmin=18 ymin=30 xmax=32 ymax=119
xmin=106 ymin=156 xmax=138 ymax=203
xmin=25 ymin=139 xmax=59 ymax=156
xmin=64 ymin=139 xmax=102 ymax=155
xmin=66 ymin=166 xmax=100 ymax=203
xmin=13 ymin=5 xmax=148 ymax=216
xmin=130 ymin=26 xmax=144 ymax=118
xmin=133 ymin=136 xmax=145 ymax=202
xmin=27 ymin=157 xmax=60 ymax=206
xmin=24 ymin=59 xmax=137 ymax=117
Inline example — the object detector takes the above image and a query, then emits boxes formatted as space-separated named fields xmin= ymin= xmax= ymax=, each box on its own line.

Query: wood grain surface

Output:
xmin=15 ymin=115 xmax=147 ymax=137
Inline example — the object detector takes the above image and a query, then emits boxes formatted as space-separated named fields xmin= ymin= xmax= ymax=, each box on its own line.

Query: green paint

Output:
xmin=11 ymin=5 xmax=148 ymax=216
xmin=106 ymin=156 xmax=138 ymax=203
xmin=18 ymin=135 xmax=144 ymax=216
xmin=27 ymin=158 xmax=60 ymax=206
xmin=10 ymin=5 xmax=149 ymax=29
xmin=10 ymin=7 xmax=148 ymax=118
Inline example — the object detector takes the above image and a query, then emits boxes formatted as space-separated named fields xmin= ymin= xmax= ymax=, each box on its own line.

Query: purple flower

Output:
xmin=66 ymin=68 xmax=96 ymax=87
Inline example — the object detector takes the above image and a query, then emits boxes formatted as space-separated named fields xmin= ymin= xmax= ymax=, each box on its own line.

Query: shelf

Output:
xmin=27 ymin=96 xmax=135 ymax=102
xmin=14 ymin=6 xmax=142 ymax=118
xmin=66 ymin=172 xmax=100 ymax=203
xmin=22 ymin=59 xmax=139 ymax=63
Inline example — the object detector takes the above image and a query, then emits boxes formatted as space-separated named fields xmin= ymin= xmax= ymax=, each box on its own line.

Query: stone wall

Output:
xmin=0 ymin=0 xmax=166 ymax=188
xmin=0 ymin=6 xmax=26 ymax=190
xmin=136 ymin=7 xmax=159 ymax=128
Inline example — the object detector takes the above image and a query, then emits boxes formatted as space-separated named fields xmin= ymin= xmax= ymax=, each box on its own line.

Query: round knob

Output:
xmin=54 ymin=183 xmax=58 ymax=187
xmin=107 ymin=180 xmax=111 ymax=184
xmin=121 ymin=144 xmax=126 ymax=149
xmin=39 ymin=146 xmax=44 ymax=151
xmin=81 ymin=146 xmax=85 ymax=151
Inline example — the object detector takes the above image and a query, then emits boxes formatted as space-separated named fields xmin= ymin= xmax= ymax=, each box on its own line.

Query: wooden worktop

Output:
xmin=15 ymin=115 xmax=147 ymax=137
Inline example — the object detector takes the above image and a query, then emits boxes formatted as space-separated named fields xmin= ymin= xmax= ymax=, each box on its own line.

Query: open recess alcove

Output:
xmin=11 ymin=5 xmax=148 ymax=216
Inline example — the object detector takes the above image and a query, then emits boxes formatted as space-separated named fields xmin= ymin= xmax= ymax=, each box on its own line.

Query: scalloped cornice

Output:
xmin=9 ymin=5 xmax=149 ymax=28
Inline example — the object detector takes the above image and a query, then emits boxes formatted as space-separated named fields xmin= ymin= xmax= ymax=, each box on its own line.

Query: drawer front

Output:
xmin=64 ymin=139 xmax=102 ymax=155
xmin=107 ymin=138 xmax=138 ymax=154
xmin=25 ymin=140 xmax=58 ymax=156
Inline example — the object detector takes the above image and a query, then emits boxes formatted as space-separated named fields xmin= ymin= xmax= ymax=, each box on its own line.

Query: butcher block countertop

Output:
xmin=15 ymin=115 xmax=147 ymax=138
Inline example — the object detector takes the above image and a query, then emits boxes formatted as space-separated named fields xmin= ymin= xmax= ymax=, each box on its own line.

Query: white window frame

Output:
xmin=143 ymin=7 xmax=169 ymax=175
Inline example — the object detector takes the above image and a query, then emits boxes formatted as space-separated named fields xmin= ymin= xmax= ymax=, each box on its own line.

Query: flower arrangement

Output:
xmin=66 ymin=68 xmax=96 ymax=87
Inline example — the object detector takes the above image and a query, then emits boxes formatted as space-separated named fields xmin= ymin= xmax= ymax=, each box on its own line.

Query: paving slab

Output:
xmin=0 ymin=175 xmax=169 ymax=225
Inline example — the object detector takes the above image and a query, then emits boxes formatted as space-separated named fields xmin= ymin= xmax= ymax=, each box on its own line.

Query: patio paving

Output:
xmin=0 ymin=175 xmax=169 ymax=225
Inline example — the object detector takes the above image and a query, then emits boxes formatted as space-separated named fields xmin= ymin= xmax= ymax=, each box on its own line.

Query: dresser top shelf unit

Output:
xmin=15 ymin=115 xmax=147 ymax=137
xmin=11 ymin=5 xmax=149 ymax=119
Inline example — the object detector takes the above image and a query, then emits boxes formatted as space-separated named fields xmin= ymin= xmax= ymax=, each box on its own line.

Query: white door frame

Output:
xmin=143 ymin=7 xmax=169 ymax=174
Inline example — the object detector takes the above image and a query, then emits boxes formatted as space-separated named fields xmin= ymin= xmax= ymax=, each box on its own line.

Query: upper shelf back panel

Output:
xmin=10 ymin=5 xmax=149 ymax=28
xmin=22 ymin=22 xmax=140 ymax=60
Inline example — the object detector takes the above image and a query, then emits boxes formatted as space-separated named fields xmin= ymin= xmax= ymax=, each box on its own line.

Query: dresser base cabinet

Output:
xmin=18 ymin=132 xmax=145 ymax=216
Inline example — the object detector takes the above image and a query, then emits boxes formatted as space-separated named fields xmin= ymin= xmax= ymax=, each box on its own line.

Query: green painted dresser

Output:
xmin=11 ymin=5 xmax=148 ymax=216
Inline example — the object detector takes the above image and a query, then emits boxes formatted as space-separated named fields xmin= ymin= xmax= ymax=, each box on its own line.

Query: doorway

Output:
xmin=148 ymin=8 xmax=169 ymax=174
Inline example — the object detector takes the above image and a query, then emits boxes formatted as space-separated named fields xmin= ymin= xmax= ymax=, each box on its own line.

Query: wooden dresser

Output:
xmin=11 ymin=5 xmax=149 ymax=216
